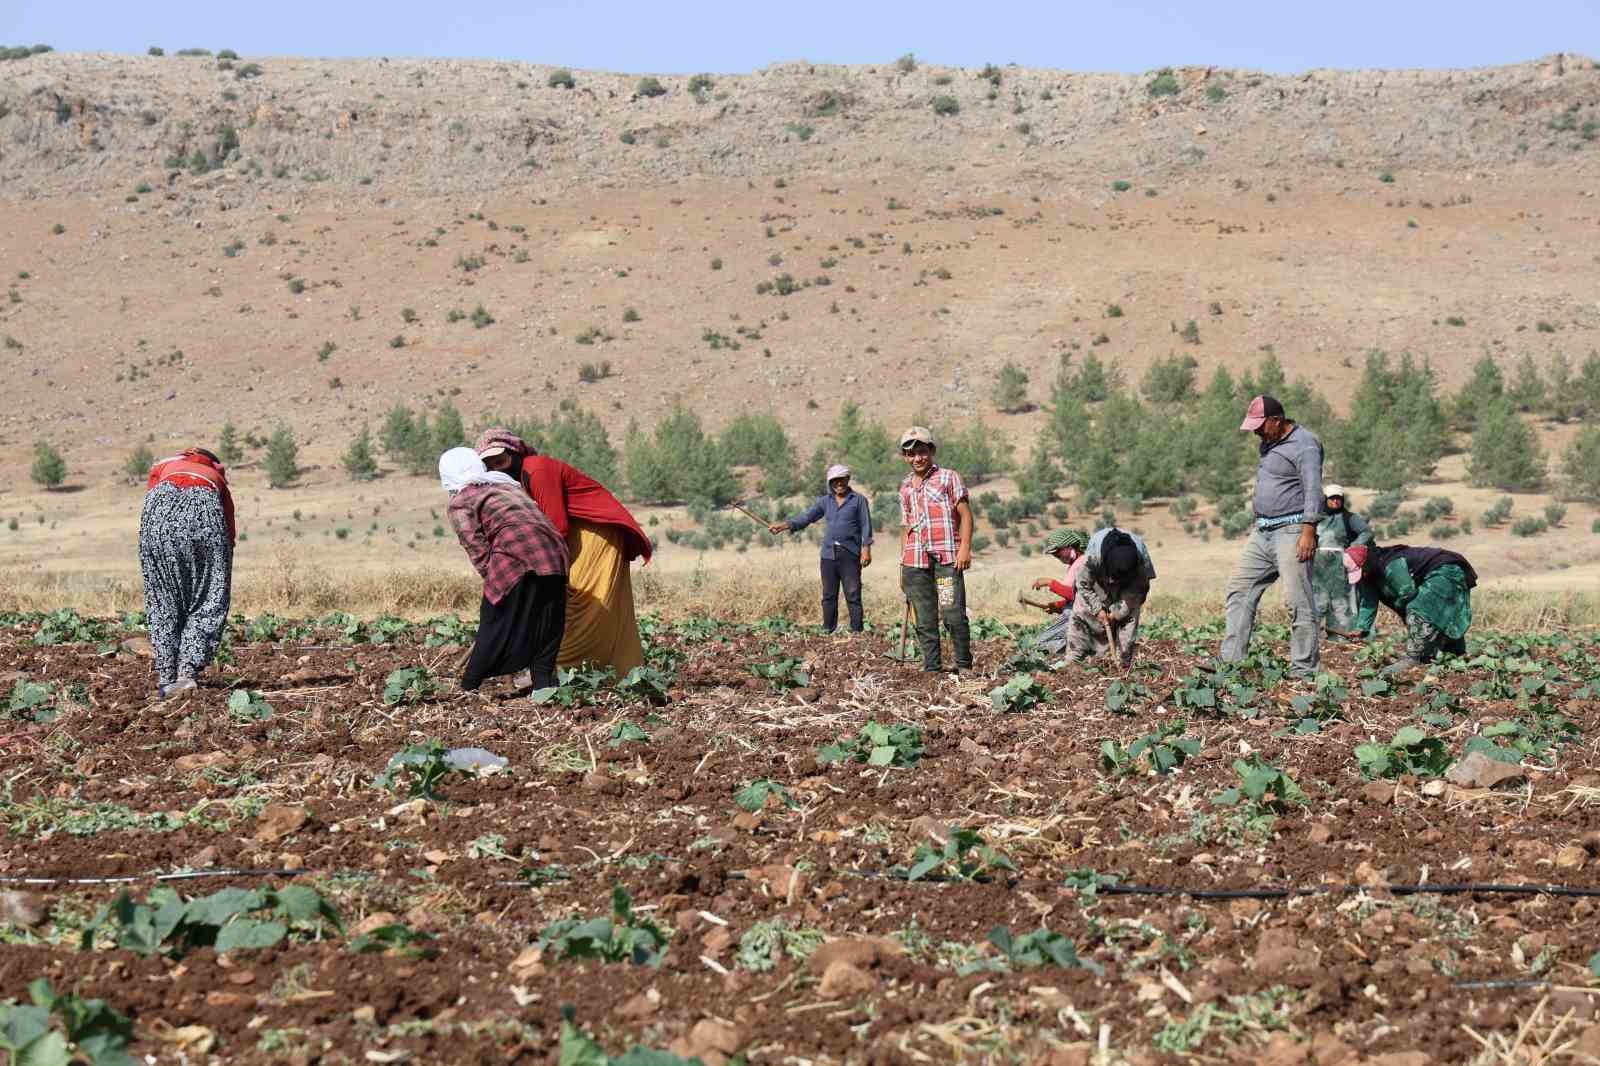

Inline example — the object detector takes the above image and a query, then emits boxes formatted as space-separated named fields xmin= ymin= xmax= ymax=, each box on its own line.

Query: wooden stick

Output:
xmin=898 ymin=600 xmax=912 ymax=661
xmin=725 ymin=501 xmax=770 ymax=528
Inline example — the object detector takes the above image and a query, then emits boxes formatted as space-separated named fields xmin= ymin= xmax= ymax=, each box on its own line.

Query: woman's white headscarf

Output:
xmin=439 ymin=447 xmax=518 ymax=494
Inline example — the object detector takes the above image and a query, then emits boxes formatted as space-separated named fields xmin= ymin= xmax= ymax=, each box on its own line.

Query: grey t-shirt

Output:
xmin=1252 ymin=424 xmax=1324 ymax=522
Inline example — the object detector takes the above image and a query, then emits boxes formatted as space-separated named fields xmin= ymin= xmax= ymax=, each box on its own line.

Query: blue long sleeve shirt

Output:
xmin=785 ymin=491 xmax=874 ymax=560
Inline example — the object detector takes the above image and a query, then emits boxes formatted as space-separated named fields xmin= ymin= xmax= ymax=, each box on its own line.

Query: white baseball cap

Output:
xmin=1324 ymin=483 xmax=1346 ymax=498
xmin=825 ymin=463 xmax=850 ymax=483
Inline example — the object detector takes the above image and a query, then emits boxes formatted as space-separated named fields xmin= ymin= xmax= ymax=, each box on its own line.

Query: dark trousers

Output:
xmin=821 ymin=552 xmax=864 ymax=632
xmin=900 ymin=562 xmax=972 ymax=671
xmin=463 ymin=573 xmax=567 ymax=690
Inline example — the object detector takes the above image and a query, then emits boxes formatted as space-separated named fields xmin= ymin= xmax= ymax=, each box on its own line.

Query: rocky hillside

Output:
xmin=3 ymin=51 xmax=1598 ymax=199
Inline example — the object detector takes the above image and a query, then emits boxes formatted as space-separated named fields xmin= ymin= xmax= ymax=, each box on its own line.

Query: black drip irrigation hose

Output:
xmin=0 ymin=868 xmax=301 ymax=887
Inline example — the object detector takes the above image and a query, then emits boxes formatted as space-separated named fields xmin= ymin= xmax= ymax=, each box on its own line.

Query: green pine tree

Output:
xmin=342 ymin=424 xmax=379 ymax=481
xmin=1449 ymin=351 xmax=1505 ymax=432
xmin=30 ymin=440 xmax=66 ymax=489
xmin=217 ymin=421 xmax=243 ymax=464
xmin=123 ymin=443 xmax=155 ymax=485
xmin=991 ymin=361 xmax=1031 ymax=413
xmin=1562 ymin=425 xmax=1600 ymax=500
xmin=1469 ymin=399 xmax=1545 ymax=491
xmin=264 ymin=426 xmax=300 ymax=488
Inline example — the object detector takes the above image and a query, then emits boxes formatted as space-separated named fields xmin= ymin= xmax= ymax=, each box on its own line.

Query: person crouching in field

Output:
xmin=768 ymin=463 xmax=874 ymax=634
xmin=898 ymin=426 xmax=974 ymax=673
xmin=1023 ymin=528 xmax=1089 ymax=655
xmin=140 ymin=448 xmax=236 ymax=699
xmin=1066 ymin=527 xmax=1156 ymax=668
xmin=1341 ymin=544 xmax=1477 ymax=666
xmin=1313 ymin=483 xmax=1373 ymax=641
xmin=441 ymin=448 xmax=570 ymax=692
xmin=475 ymin=428 xmax=651 ymax=677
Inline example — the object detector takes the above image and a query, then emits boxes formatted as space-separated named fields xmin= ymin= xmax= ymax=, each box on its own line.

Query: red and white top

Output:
xmin=899 ymin=465 xmax=968 ymax=568
xmin=147 ymin=451 xmax=237 ymax=545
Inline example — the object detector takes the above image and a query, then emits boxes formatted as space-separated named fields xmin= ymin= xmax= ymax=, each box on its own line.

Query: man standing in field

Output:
xmin=769 ymin=463 xmax=874 ymax=634
xmin=897 ymin=427 xmax=974 ymax=673
xmin=1221 ymin=394 xmax=1325 ymax=679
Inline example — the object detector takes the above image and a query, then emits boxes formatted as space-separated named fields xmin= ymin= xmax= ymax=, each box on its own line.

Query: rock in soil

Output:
xmin=1445 ymin=752 xmax=1526 ymax=789
xmin=254 ymin=803 xmax=312 ymax=843
xmin=818 ymin=960 xmax=876 ymax=998
xmin=0 ymin=891 xmax=49 ymax=927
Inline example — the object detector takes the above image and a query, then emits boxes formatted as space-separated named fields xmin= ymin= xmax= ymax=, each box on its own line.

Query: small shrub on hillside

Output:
xmin=264 ymin=427 xmax=300 ymax=487
xmin=636 ymin=76 xmax=667 ymax=98
xmin=123 ymin=444 xmax=155 ymax=485
xmin=342 ymin=425 xmax=379 ymax=481
xmin=687 ymin=73 xmax=714 ymax=95
xmin=547 ymin=68 xmax=575 ymax=89
xmin=30 ymin=441 xmax=66 ymax=489
xmin=992 ymin=362 xmax=1031 ymax=413
xmin=1147 ymin=68 xmax=1180 ymax=96
xmin=931 ymin=95 xmax=959 ymax=116
xmin=1511 ymin=516 xmax=1548 ymax=538
xmin=148 ymin=46 xmax=164 ymax=55
xmin=1544 ymin=503 xmax=1567 ymax=527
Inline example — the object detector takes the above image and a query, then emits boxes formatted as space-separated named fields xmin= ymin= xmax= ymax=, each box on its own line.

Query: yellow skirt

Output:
xmin=557 ymin=519 xmax=645 ymax=675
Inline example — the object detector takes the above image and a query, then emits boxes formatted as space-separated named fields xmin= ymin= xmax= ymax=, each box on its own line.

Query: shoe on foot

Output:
xmin=159 ymin=678 xmax=198 ymax=700
xmin=511 ymin=669 xmax=533 ymax=690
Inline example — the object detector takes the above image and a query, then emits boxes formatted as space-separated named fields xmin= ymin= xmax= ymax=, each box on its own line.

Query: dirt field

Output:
xmin=3 ymin=609 xmax=1600 ymax=1063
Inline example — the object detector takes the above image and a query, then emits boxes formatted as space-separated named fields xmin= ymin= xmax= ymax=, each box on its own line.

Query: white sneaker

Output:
xmin=512 ymin=669 xmax=533 ymax=690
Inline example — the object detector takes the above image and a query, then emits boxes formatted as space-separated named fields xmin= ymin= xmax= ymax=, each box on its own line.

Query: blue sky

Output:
xmin=2 ymin=0 xmax=1595 ymax=74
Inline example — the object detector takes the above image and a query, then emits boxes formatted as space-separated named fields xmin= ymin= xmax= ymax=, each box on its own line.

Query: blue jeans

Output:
xmin=821 ymin=553 xmax=864 ymax=632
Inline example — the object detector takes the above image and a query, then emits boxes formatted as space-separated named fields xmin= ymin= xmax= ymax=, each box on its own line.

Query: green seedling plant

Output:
xmin=990 ymin=673 xmax=1050 ymax=712
xmin=907 ymin=827 xmax=1016 ymax=882
xmin=1103 ymin=678 xmax=1152 ymax=715
xmin=423 ymin=615 xmax=476 ymax=647
xmin=537 ymin=886 xmax=668 ymax=967
xmin=382 ymin=667 xmax=437 ymax=706
xmin=969 ymin=616 xmax=1011 ymax=640
xmin=1005 ymin=637 xmax=1048 ymax=673
xmin=30 ymin=609 xmax=112 ymax=647
xmin=818 ymin=721 xmax=925 ymax=767
xmin=1289 ymin=675 xmax=1349 ymax=727
xmin=531 ymin=665 xmax=614 ymax=706
xmin=615 ymin=665 xmax=672 ymax=703
xmin=748 ymin=657 xmax=810 ymax=690
xmin=735 ymin=918 xmax=825 ymax=972
xmin=557 ymin=1019 xmax=700 ymax=1066
xmin=348 ymin=922 xmax=438 ymax=958
xmin=227 ymin=688 xmax=273 ymax=722
xmin=1462 ymin=715 xmax=1578 ymax=764
xmin=0 ymin=978 xmax=135 ymax=1066
xmin=734 ymin=778 xmax=798 ymax=812
xmin=5 ymin=679 xmax=56 ymax=722
xmin=608 ymin=720 xmax=651 ymax=747
xmin=1356 ymin=725 xmax=1450 ymax=779
xmin=81 ymin=884 xmax=341 ymax=957
xmin=1062 ymin=867 xmax=1122 ymax=901
xmin=1100 ymin=719 xmax=1200 ymax=777
xmin=364 ymin=614 xmax=415 ymax=645
xmin=373 ymin=739 xmax=461 ymax=800
xmin=986 ymin=924 xmax=1104 ymax=975
xmin=1214 ymin=756 xmax=1307 ymax=814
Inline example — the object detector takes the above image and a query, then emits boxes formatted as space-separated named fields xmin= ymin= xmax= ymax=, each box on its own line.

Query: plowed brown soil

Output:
xmin=2 ymin=613 xmax=1599 ymax=1064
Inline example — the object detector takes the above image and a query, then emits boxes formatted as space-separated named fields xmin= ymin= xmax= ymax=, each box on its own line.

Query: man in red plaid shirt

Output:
xmin=898 ymin=426 xmax=974 ymax=672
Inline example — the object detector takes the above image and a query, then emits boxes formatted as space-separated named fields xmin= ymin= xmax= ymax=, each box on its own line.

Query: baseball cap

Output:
xmin=825 ymin=463 xmax=850 ymax=482
xmin=898 ymin=425 xmax=936 ymax=450
xmin=1344 ymin=545 xmax=1369 ymax=584
xmin=1324 ymin=483 xmax=1346 ymax=498
xmin=1239 ymin=394 xmax=1285 ymax=432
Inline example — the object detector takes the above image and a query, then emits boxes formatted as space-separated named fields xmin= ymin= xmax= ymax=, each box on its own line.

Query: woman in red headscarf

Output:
xmin=474 ymin=428 xmax=650 ymax=677
xmin=139 ymin=448 xmax=237 ymax=699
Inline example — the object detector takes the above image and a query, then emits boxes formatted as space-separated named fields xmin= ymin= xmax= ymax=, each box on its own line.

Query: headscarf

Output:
xmin=1042 ymin=528 xmax=1089 ymax=555
xmin=475 ymin=427 xmax=534 ymax=480
xmin=439 ymin=447 xmax=518 ymax=494
xmin=1100 ymin=530 xmax=1141 ymax=586
xmin=1343 ymin=545 xmax=1367 ymax=585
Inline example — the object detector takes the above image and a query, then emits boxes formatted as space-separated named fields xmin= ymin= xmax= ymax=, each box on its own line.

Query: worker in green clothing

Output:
xmin=1313 ymin=484 xmax=1373 ymax=640
xmin=1339 ymin=544 xmax=1477 ymax=666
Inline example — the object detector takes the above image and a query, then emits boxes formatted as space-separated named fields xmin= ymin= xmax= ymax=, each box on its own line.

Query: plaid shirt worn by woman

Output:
xmin=899 ymin=465 xmax=968 ymax=567
xmin=448 ymin=483 xmax=570 ymax=604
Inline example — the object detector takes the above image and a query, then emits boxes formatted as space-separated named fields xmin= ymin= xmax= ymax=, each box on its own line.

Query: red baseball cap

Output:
xmin=1239 ymin=394 xmax=1285 ymax=431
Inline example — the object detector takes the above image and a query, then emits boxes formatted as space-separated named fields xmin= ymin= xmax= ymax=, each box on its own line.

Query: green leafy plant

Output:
xmin=735 ymin=918 xmax=825 ymax=972
xmin=1062 ymin=867 xmax=1122 ymax=901
xmin=1214 ymin=756 xmax=1307 ymax=813
xmin=1103 ymin=678 xmax=1152 ymax=715
xmin=348 ymin=922 xmax=438 ymax=959
xmin=372 ymin=739 xmax=460 ymax=800
xmin=907 ymin=827 xmax=1016 ymax=882
xmin=734 ymin=778 xmax=797 ymax=813
xmin=226 ymin=688 xmax=273 ymax=722
xmin=1355 ymin=725 xmax=1450 ymax=779
xmin=81 ymin=884 xmax=340 ymax=958
xmin=382 ymin=666 xmax=437 ymax=705
xmin=615 ymin=665 xmax=672 ymax=703
xmin=990 ymin=674 xmax=1050 ymax=712
xmin=818 ymin=721 xmax=925 ymax=767
xmin=531 ymin=665 xmax=615 ymax=706
xmin=422 ymin=615 xmax=475 ymax=647
xmin=5 ymin=679 xmax=56 ymax=722
xmin=537 ymin=886 xmax=668 ymax=967
xmin=556 ymin=1020 xmax=701 ymax=1066
xmin=987 ymin=924 xmax=1104 ymax=975
xmin=608 ymin=720 xmax=651 ymax=747
xmin=1100 ymin=719 xmax=1201 ymax=777
xmin=0 ymin=978 xmax=135 ymax=1066
xmin=749 ymin=657 xmax=810 ymax=691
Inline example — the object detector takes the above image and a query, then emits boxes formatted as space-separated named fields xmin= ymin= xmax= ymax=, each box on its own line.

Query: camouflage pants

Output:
xmin=1066 ymin=605 xmax=1142 ymax=667
xmin=1404 ymin=614 xmax=1467 ymax=663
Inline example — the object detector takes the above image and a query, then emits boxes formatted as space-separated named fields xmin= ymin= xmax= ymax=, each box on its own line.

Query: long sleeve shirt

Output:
xmin=447 ymin=483 xmax=570 ymax=604
xmin=785 ymin=491 xmax=873 ymax=560
xmin=1073 ymin=527 xmax=1155 ymax=622
xmin=521 ymin=456 xmax=652 ymax=563
xmin=1355 ymin=556 xmax=1474 ymax=640
xmin=1048 ymin=554 xmax=1089 ymax=610
xmin=1252 ymin=424 xmax=1324 ymax=522
xmin=1317 ymin=509 xmax=1373 ymax=550
xmin=147 ymin=453 xmax=236 ymax=544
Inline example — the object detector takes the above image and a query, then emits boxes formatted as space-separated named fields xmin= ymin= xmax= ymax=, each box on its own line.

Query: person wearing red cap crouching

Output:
xmin=1221 ymin=394 xmax=1326 ymax=679
xmin=769 ymin=463 xmax=875 ymax=633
